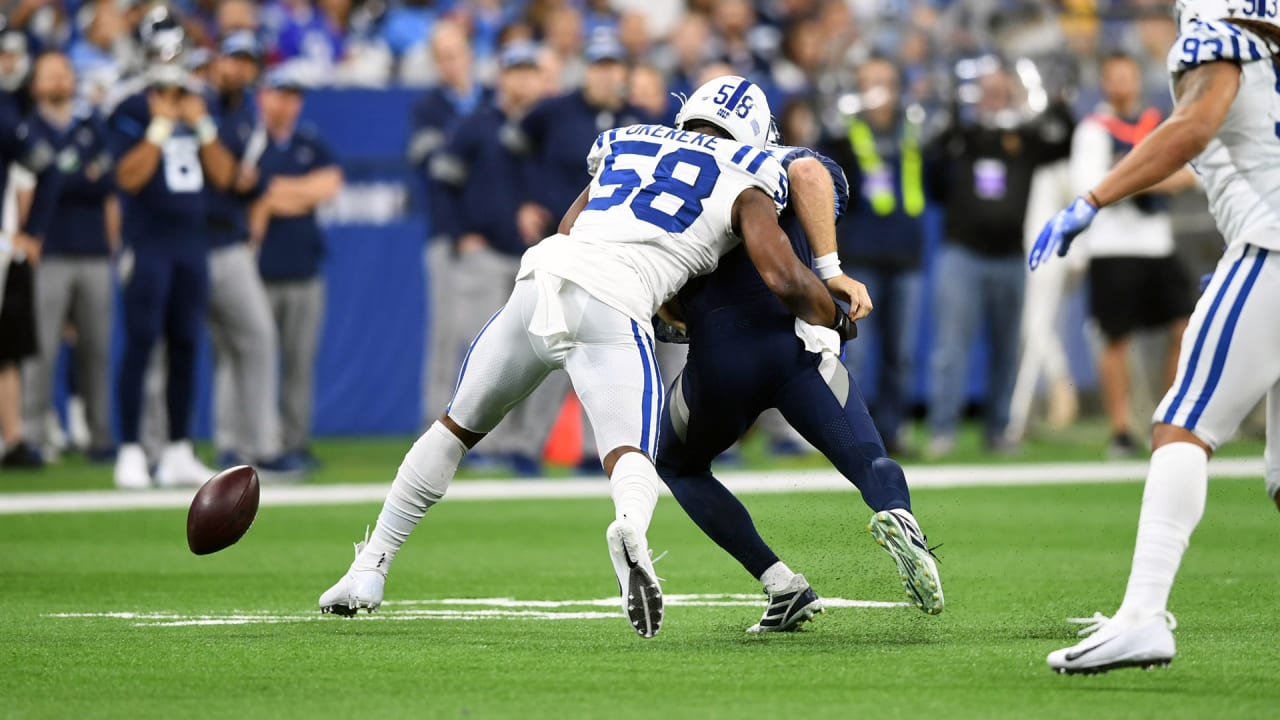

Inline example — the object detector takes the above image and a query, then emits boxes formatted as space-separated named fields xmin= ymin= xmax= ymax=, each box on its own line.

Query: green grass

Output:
xmin=2 ymin=474 xmax=1278 ymax=718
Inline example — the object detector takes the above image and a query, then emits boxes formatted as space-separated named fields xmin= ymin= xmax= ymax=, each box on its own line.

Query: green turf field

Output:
xmin=2 ymin=467 xmax=1278 ymax=719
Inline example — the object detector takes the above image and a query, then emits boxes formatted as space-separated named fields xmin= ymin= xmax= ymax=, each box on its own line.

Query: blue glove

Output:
xmin=1028 ymin=196 xmax=1098 ymax=270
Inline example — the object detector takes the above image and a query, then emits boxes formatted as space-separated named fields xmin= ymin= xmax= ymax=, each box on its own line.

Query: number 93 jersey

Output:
xmin=1168 ymin=19 xmax=1280 ymax=251
xmin=518 ymin=124 xmax=788 ymax=329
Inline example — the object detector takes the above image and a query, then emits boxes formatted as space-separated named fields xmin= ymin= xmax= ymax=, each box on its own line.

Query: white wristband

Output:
xmin=195 ymin=116 xmax=218 ymax=146
xmin=145 ymin=118 xmax=174 ymax=146
xmin=814 ymin=252 xmax=842 ymax=280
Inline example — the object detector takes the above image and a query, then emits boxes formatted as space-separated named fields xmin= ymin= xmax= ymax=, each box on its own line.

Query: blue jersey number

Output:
xmin=586 ymin=141 xmax=721 ymax=232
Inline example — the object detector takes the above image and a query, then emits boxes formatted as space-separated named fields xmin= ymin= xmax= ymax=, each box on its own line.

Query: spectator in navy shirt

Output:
xmin=109 ymin=53 xmax=237 ymax=489
xmin=408 ymin=19 xmax=485 ymax=429
xmin=509 ymin=32 xmax=645 ymax=246
xmin=253 ymin=67 xmax=342 ymax=467
xmin=430 ymin=41 xmax=560 ymax=475
xmin=202 ymin=32 xmax=298 ymax=473
xmin=22 ymin=51 xmax=118 ymax=463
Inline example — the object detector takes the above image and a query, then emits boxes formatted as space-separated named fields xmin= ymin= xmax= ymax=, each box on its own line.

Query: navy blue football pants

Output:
xmin=655 ymin=325 xmax=912 ymax=579
xmin=118 ymin=249 xmax=209 ymax=445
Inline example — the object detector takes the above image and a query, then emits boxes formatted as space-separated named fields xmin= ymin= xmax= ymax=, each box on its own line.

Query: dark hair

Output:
xmin=682 ymin=119 xmax=731 ymax=139
xmin=1100 ymin=50 xmax=1139 ymax=67
xmin=1228 ymin=18 xmax=1280 ymax=48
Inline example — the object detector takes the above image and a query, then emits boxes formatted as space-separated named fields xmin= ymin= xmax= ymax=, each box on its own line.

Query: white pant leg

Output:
xmin=560 ymin=289 xmax=663 ymax=459
xmin=1154 ymin=244 xmax=1280 ymax=448
xmin=445 ymin=279 xmax=556 ymax=435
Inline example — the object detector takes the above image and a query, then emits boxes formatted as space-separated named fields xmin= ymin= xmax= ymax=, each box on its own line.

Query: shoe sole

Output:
xmin=610 ymin=524 xmax=663 ymax=639
xmin=1054 ymin=658 xmax=1172 ymax=675
xmin=748 ymin=597 xmax=825 ymax=633
xmin=320 ymin=598 xmax=379 ymax=618
xmin=868 ymin=511 xmax=944 ymax=616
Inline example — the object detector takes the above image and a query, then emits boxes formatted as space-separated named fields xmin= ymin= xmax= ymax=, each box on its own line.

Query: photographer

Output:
xmin=108 ymin=13 xmax=236 ymax=489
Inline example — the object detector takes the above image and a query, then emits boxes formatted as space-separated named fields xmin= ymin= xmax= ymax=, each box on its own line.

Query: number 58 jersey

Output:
xmin=1168 ymin=20 xmax=1280 ymax=251
xmin=517 ymin=124 xmax=789 ymax=329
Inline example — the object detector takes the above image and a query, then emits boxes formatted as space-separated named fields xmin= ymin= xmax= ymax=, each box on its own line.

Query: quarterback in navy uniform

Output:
xmin=655 ymin=124 xmax=945 ymax=631
xmin=109 ymin=13 xmax=238 ymax=489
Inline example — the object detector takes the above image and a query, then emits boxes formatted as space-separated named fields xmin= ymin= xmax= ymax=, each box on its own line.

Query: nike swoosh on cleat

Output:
xmin=1064 ymin=636 xmax=1117 ymax=663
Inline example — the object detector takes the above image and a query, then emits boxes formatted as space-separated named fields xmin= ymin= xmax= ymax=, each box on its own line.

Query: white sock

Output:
xmin=1115 ymin=442 xmax=1208 ymax=623
xmin=355 ymin=422 xmax=467 ymax=573
xmin=760 ymin=561 xmax=796 ymax=594
xmin=609 ymin=452 xmax=660 ymax=534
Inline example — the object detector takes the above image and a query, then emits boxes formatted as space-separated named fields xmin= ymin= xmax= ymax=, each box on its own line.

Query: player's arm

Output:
xmin=788 ymin=156 xmax=873 ymax=320
xmin=1088 ymin=62 xmax=1239 ymax=208
xmin=557 ymin=185 xmax=590 ymax=236
xmin=115 ymin=93 xmax=173 ymax=194
xmin=266 ymin=167 xmax=343 ymax=216
xmin=1031 ymin=60 xmax=1240 ymax=269
xmin=734 ymin=187 xmax=853 ymax=337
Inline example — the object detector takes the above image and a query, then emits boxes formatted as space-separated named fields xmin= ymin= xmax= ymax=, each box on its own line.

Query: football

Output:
xmin=186 ymin=465 xmax=260 ymax=555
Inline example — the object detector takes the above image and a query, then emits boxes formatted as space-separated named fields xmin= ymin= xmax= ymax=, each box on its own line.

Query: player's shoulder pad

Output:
xmin=731 ymin=147 xmax=788 ymax=213
xmin=1168 ymin=20 xmax=1279 ymax=75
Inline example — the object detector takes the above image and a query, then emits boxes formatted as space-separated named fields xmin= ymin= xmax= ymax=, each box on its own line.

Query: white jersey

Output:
xmin=1168 ymin=20 xmax=1280 ymax=251
xmin=518 ymin=124 xmax=788 ymax=328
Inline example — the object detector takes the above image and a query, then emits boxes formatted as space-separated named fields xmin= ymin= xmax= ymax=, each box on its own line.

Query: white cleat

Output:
xmin=1047 ymin=612 xmax=1177 ymax=675
xmin=747 ymin=573 xmax=824 ymax=633
xmin=154 ymin=441 xmax=215 ymax=488
xmin=868 ymin=509 xmax=944 ymax=615
xmin=606 ymin=520 xmax=663 ymax=638
xmin=114 ymin=443 xmax=152 ymax=490
xmin=319 ymin=531 xmax=387 ymax=617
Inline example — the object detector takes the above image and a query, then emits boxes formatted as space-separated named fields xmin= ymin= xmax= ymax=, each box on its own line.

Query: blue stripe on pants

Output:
xmin=1186 ymin=247 xmax=1269 ymax=429
xmin=632 ymin=320 xmax=654 ymax=454
xmin=1162 ymin=248 xmax=1249 ymax=424
xmin=645 ymin=333 xmax=663 ymax=456
xmin=446 ymin=307 xmax=503 ymax=414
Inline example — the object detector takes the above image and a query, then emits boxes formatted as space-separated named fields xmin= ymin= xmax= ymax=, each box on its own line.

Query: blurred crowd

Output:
xmin=0 ymin=0 xmax=1211 ymax=483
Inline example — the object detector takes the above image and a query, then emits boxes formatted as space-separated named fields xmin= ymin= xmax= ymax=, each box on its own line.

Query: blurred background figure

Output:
xmin=22 ymin=50 xmax=117 ymax=464
xmin=925 ymin=61 xmax=1071 ymax=458
xmin=203 ymin=32 xmax=298 ymax=473
xmin=432 ymin=41 xmax=558 ymax=475
xmin=1071 ymin=51 xmax=1196 ymax=458
xmin=109 ymin=8 xmax=233 ymax=489
xmin=825 ymin=55 xmax=927 ymax=456
xmin=253 ymin=67 xmax=342 ymax=469
xmin=408 ymin=19 xmax=481 ymax=431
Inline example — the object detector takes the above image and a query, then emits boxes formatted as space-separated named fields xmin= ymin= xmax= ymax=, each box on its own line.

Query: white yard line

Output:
xmin=45 ymin=594 xmax=910 ymax=627
xmin=0 ymin=457 xmax=1264 ymax=515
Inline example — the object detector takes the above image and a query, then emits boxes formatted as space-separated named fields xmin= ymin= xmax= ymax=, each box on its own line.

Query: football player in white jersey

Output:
xmin=318 ymin=77 xmax=859 ymax=638
xmin=1029 ymin=0 xmax=1280 ymax=673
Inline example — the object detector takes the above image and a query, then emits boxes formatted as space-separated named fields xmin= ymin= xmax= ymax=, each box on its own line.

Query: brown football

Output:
xmin=186 ymin=465 xmax=260 ymax=555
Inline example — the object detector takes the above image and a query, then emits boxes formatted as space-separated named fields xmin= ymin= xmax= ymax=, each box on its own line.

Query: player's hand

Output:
xmin=657 ymin=302 xmax=687 ymax=335
xmin=457 ymin=233 xmax=489 ymax=255
xmin=826 ymin=274 xmax=873 ymax=321
xmin=1029 ymin=196 xmax=1098 ymax=270
xmin=234 ymin=164 xmax=259 ymax=194
xmin=829 ymin=305 xmax=858 ymax=342
xmin=14 ymin=233 xmax=41 ymax=265
xmin=178 ymin=92 xmax=209 ymax=125
xmin=517 ymin=203 xmax=551 ymax=245
xmin=147 ymin=89 xmax=180 ymax=121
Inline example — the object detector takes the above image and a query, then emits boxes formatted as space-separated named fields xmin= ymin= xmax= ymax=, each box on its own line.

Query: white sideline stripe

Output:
xmin=45 ymin=594 xmax=908 ymax=627
xmin=0 ymin=457 xmax=1264 ymax=515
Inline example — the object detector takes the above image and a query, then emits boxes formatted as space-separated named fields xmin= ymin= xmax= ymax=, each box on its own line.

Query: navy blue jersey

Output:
xmin=434 ymin=101 xmax=528 ymax=257
xmin=0 ymin=100 xmax=63 ymax=239
xmin=29 ymin=110 xmax=115 ymax=256
xmin=516 ymin=90 xmax=649 ymax=218
xmin=408 ymin=85 xmax=487 ymax=241
xmin=257 ymin=124 xmax=338 ymax=281
xmin=677 ymin=145 xmax=848 ymax=334
xmin=107 ymin=93 xmax=208 ymax=252
xmin=205 ymin=92 xmax=262 ymax=248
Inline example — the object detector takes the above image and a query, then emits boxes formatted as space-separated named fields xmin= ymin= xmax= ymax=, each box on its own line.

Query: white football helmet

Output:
xmin=1174 ymin=0 xmax=1267 ymax=34
xmin=675 ymin=75 xmax=772 ymax=149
